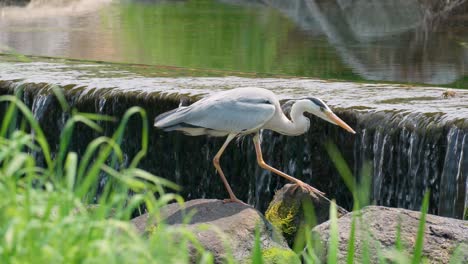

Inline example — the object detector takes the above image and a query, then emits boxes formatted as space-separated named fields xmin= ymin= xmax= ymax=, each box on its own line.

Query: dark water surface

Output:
xmin=1 ymin=0 xmax=468 ymax=88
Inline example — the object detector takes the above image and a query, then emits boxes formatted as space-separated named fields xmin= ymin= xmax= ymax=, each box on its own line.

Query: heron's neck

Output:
xmin=275 ymin=101 xmax=310 ymax=136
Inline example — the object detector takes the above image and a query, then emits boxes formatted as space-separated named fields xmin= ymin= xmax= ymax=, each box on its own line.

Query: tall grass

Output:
xmin=0 ymin=88 xmax=212 ymax=263
xmin=0 ymin=86 xmax=463 ymax=264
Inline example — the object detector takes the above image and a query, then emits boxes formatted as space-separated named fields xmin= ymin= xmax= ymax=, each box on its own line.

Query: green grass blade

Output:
xmin=324 ymin=141 xmax=355 ymax=192
xmin=395 ymin=219 xmax=403 ymax=252
xmin=56 ymin=115 xmax=103 ymax=179
xmin=252 ymin=226 xmax=263 ymax=264
xmin=77 ymin=112 xmax=117 ymax=122
xmin=0 ymin=100 xmax=18 ymax=137
xmin=357 ymin=161 xmax=372 ymax=208
xmin=76 ymin=137 xmax=123 ymax=199
xmin=0 ymin=95 xmax=53 ymax=170
xmin=65 ymin=152 xmax=78 ymax=191
xmin=5 ymin=154 xmax=28 ymax=177
xmin=102 ymin=165 xmax=147 ymax=192
xmin=346 ymin=212 xmax=356 ymax=264
xmin=327 ymin=200 xmax=339 ymax=264
xmin=128 ymin=168 xmax=180 ymax=191
xmin=411 ymin=190 xmax=430 ymax=264
xmin=324 ymin=141 xmax=359 ymax=208
xmin=449 ymin=244 xmax=466 ymax=264
xmin=110 ymin=106 xmax=148 ymax=169
xmin=361 ymin=228 xmax=371 ymax=264
xmin=0 ymin=103 xmax=202 ymax=263
xmin=293 ymin=201 xmax=317 ymax=254
xmin=76 ymin=106 xmax=149 ymax=200
xmin=76 ymin=136 xmax=123 ymax=182
xmin=49 ymin=84 xmax=70 ymax=112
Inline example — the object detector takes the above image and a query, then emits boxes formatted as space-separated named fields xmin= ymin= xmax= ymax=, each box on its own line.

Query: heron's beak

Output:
xmin=325 ymin=111 xmax=356 ymax=134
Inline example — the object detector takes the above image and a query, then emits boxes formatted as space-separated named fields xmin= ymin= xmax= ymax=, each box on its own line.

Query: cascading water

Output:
xmin=353 ymin=111 xmax=467 ymax=218
xmin=1 ymin=78 xmax=466 ymax=218
xmin=0 ymin=56 xmax=467 ymax=218
xmin=439 ymin=126 xmax=467 ymax=217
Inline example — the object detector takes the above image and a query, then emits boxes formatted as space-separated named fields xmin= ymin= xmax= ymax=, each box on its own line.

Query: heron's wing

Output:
xmin=185 ymin=98 xmax=276 ymax=132
xmin=155 ymin=96 xmax=276 ymax=133
xmin=154 ymin=106 xmax=191 ymax=128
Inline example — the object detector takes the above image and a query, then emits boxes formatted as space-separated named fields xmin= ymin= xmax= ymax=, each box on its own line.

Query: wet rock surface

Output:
xmin=265 ymin=183 xmax=347 ymax=245
xmin=312 ymin=206 xmax=468 ymax=263
xmin=131 ymin=199 xmax=299 ymax=263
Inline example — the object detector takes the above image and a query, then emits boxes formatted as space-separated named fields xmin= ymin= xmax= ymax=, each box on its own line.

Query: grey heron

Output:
xmin=154 ymin=87 xmax=355 ymax=203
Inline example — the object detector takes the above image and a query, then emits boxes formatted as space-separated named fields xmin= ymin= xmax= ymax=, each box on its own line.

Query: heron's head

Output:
xmin=297 ymin=97 xmax=356 ymax=134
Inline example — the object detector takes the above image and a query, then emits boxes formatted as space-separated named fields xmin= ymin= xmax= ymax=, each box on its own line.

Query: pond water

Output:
xmin=0 ymin=0 xmax=467 ymax=88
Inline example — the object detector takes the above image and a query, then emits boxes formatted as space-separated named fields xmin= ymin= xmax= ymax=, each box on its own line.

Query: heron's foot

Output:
xmin=292 ymin=180 xmax=325 ymax=197
xmin=223 ymin=197 xmax=248 ymax=206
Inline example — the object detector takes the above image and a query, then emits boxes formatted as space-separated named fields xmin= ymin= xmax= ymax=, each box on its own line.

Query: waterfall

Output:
xmin=439 ymin=127 xmax=467 ymax=217
xmin=0 ymin=80 xmax=466 ymax=219
xmin=353 ymin=111 xmax=467 ymax=218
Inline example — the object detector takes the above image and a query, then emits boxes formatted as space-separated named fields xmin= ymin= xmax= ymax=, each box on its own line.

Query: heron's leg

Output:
xmin=213 ymin=133 xmax=244 ymax=204
xmin=252 ymin=134 xmax=325 ymax=197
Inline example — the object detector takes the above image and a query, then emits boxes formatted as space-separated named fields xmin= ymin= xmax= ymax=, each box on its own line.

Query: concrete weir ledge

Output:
xmin=0 ymin=56 xmax=467 ymax=219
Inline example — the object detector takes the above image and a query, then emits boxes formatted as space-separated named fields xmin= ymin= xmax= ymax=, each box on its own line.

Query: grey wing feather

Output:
xmin=154 ymin=107 xmax=191 ymax=128
xmin=186 ymin=99 xmax=275 ymax=132
xmin=155 ymin=97 xmax=276 ymax=133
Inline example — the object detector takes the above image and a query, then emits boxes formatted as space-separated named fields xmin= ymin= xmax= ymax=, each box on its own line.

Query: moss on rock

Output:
xmin=265 ymin=200 xmax=301 ymax=241
xmin=262 ymin=247 xmax=301 ymax=264
xmin=265 ymin=184 xmax=348 ymax=246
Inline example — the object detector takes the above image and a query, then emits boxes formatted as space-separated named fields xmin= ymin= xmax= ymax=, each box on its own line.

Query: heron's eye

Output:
xmin=320 ymin=107 xmax=325 ymax=112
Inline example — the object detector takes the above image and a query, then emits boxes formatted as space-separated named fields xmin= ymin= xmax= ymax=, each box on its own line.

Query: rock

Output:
xmin=260 ymin=247 xmax=300 ymax=264
xmin=311 ymin=206 xmax=468 ymax=263
xmin=265 ymin=184 xmax=348 ymax=245
xmin=131 ymin=199 xmax=299 ymax=264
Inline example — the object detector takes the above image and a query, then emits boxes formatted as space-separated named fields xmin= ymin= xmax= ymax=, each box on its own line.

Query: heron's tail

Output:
xmin=154 ymin=107 xmax=190 ymax=129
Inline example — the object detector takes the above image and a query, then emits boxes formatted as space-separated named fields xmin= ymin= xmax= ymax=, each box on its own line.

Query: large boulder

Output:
xmin=312 ymin=206 xmax=468 ymax=263
xmin=265 ymin=184 xmax=348 ymax=245
xmin=131 ymin=199 xmax=299 ymax=263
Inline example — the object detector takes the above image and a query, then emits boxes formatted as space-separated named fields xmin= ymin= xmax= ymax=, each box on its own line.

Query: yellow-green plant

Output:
xmin=0 ymin=86 xmax=212 ymax=263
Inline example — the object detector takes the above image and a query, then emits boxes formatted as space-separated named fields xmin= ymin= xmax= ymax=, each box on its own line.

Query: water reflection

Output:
xmin=0 ymin=0 xmax=467 ymax=87
xmin=267 ymin=0 xmax=468 ymax=85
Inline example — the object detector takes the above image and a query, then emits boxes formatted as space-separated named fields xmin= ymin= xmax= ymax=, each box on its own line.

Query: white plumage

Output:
xmin=155 ymin=87 xmax=355 ymax=204
xmin=155 ymin=88 xmax=277 ymax=136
